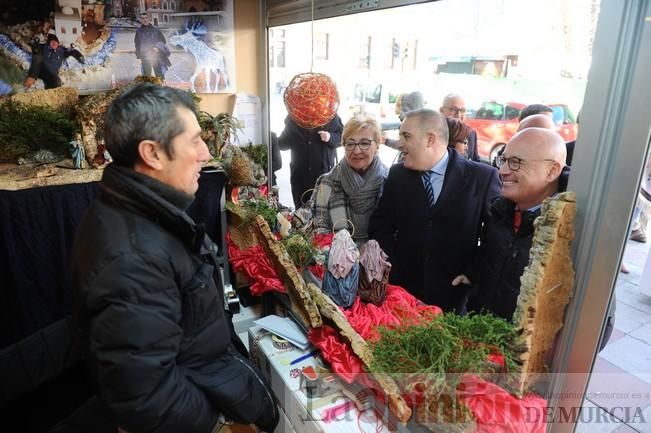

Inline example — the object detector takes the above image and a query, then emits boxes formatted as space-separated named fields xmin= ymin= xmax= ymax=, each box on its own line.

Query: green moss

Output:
xmin=241 ymin=144 xmax=268 ymax=170
xmin=281 ymin=232 xmax=317 ymax=269
xmin=226 ymin=196 xmax=277 ymax=230
xmin=0 ymin=100 xmax=78 ymax=161
xmin=369 ymin=312 xmax=522 ymax=394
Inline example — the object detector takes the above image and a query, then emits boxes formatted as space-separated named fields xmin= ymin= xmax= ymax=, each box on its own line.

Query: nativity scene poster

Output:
xmin=0 ymin=0 xmax=236 ymax=94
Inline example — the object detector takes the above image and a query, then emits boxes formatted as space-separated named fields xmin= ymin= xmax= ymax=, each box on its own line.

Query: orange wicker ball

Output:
xmin=283 ymin=72 xmax=340 ymax=129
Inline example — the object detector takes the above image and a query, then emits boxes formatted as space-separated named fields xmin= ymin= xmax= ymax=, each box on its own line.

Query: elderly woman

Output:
xmin=312 ymin=115 xmax=388 ymax=242
xmin=446 ymin=117 xmax=472 ymax=158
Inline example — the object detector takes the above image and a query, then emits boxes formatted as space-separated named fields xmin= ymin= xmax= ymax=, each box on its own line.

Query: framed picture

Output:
xmin=0 ymin=0 xmax=236 ymax=94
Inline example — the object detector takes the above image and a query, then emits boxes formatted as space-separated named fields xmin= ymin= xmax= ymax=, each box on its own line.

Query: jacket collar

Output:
xmin=490 ymin=196 xmax=539 ymax=237
xmin=431 ymin=149 xmax=469 ymax=213
xmin=100 ymin=164 xmax=204 ymax=251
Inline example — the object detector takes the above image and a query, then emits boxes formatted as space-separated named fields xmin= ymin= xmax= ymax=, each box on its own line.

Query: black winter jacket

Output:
xmin=467 ymin=167 xmax=615 ymax=350
xmin=71 ymin=164 xmax=277 ymax=433
xmin=278 ymin=114 xmax=343 ymax=207
xmin=467 ymin=196 xmax=538 ymax=319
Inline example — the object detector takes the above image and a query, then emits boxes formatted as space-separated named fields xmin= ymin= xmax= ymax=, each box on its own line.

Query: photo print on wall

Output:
xmin=0 ymin=0 xmax=236 ymax=94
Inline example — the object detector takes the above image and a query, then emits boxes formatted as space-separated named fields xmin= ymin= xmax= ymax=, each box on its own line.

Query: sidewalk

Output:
xmin=576 ymin=236 xmax=651 ymax=432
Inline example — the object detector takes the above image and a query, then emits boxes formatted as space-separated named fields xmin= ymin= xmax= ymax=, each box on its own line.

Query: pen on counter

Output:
xmin=290 ymin=349 xmax=320 ymax=366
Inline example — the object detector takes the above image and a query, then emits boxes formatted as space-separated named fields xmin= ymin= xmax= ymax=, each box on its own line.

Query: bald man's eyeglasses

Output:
xmin=495 ymin=155 xmax=554 ymax=171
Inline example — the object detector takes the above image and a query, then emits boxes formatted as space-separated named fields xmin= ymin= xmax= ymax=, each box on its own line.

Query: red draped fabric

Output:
xmin=227 ymin=234 xmax=285 ymax=295
xmin=344 ymin=284 xmax=442 ymax=341
xmin=227 ymin=231 xmax=331 ymax=295
xmin=458 ymin=376 xmax=547 ymax=433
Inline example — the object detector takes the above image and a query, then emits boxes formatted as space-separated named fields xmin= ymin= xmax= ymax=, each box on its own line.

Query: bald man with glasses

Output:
xmin=467 ymin=127 xmax=568 ymax=319
xmin=468 ymin=127 xmax=615 ymax=351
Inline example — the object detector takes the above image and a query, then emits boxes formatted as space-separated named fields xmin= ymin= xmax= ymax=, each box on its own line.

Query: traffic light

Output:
xmin=393 ymin=42 xmax=400 ymax=58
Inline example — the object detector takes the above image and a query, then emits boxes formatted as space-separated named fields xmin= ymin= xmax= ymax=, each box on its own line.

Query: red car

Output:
xmin=465 ymin=101 xmax=578 ymax=162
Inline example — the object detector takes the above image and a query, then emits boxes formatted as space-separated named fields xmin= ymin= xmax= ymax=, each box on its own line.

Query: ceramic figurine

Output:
xmin=69 ymin=134 xmax=86 ymax=169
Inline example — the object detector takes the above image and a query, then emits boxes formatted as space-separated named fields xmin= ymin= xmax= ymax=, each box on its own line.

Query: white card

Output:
xmin=254 ymin=315 xmax=310 ymax=350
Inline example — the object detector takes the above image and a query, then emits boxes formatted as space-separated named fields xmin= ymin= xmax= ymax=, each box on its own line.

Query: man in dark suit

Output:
xmin=369 ymin=109 xmax=501 ymax=312
xmin=440 ymin=93 xmax=480 ymax=162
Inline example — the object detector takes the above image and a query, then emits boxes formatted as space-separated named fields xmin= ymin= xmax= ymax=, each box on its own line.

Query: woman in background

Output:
xmin=446 ymin=117 xmax=472 ymax=159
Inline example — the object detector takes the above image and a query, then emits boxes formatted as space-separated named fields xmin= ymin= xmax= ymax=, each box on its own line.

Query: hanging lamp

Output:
xmin=283 ymin=0 xmax=339 ymax=129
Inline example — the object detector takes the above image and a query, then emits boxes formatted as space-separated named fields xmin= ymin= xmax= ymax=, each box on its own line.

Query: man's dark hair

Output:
xmin=518 ymin=103 xmax=553 ymax=121
xmin=104 ymin=83 xmax=198 ymax=167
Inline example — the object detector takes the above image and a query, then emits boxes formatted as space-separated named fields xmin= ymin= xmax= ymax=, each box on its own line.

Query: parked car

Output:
xmin=465 ymin=101 xmax=579 ymax=163
xmin=341 ymin=82 xmax=403 ymax=131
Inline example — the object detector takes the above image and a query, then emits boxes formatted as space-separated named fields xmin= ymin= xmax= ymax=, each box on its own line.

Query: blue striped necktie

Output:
xmin=421 ymin=171 xmax=436 ymax=208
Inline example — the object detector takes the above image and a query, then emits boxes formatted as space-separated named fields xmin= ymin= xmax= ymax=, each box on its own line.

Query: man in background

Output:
xmin=383 ymin=91 xmax=426 ymax=149
xmin=518 ymin=103 xmax=554 ymax=122
xmin=440 ymin=93 xmax=480 ymax=161
xmin=24 ymin=34 xmax=84 ymax=89
xmin=517 ymin=113 xmax=555 ymax=131
xmin=134 ymin=12 xmax=170 ymax=79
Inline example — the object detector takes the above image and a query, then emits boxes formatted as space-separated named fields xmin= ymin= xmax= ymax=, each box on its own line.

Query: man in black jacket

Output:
xmin=469 ymin=125 xmax=615 ymax=351
xmin=134 ymin=12 xmax=170 ymax=79
xmin=278 ymin=114 xmax=343 ymax=208
xmin=24 ymin=34 xmax=85 ymax=90
xmin=468 ymin=127 xmax=567 ymax=319
xmin=71 ymin=84 xmax=278 ymax=433
xmin=369 ymin=109 xmax=501 ymax=312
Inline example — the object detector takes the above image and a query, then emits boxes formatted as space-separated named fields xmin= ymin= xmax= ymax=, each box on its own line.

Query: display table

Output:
xmin=249 ymin=326 xmax=393 ymax=433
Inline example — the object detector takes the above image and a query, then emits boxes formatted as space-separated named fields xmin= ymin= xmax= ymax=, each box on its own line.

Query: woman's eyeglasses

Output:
xmin=344 ymin=139 xmax=374 ymax=151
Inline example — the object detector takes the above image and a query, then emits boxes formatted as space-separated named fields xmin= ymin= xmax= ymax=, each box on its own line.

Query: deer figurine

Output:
xmin=170 ymin=20 xmax=230 ymax=92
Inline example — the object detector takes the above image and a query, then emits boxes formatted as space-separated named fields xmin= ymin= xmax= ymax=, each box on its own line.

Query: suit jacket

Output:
xmin=369 ymin=149 xmax=501 ymax=312
xmin=467 ymin=128 xmax=480 ymax=162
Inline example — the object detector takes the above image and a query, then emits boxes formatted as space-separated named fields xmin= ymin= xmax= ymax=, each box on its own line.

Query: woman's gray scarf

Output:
xmin=329 ymin=156 xmax=387 ymax=240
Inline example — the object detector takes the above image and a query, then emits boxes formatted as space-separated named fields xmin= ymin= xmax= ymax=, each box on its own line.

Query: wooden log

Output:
xmin=8 ymin=87 xmax=78 ymax=116
xmin=0 ymin=163 xmax=103 ymax=190
xmin=306 ymin=282 xmax=413 ymax=424
xmin=253 ymin=215 xmax=322 ymax=329
xmin=512 ymin=191 xmax=577 ymax=395
xmin=253 ymin=215 xmax=411 ymax=422
xmin=226 ymin=204 xmax=260 ymax=250
xmin=79 ymin=118 xmax=99 ymax=164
